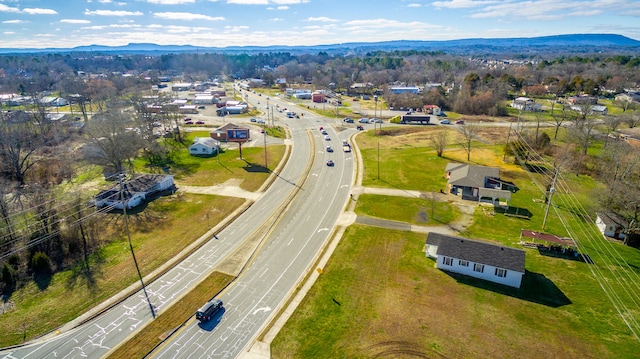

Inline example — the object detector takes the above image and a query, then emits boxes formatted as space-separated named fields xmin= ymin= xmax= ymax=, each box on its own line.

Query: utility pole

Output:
xmin=263 ymin=130 xmax=268 ymax=168
xmin=377 ymin=141 xmax=380 ymax=179
xmin=542 ymin=168 xmax=559 ymax=231
xmin=118 ymin=174 xmax=156 ymax=319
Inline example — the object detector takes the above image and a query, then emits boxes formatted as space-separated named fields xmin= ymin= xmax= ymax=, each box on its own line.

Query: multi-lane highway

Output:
xmin=151 ymin=92 xmax=355 ymax=358
xmin=0 ymin=88 xmax=354 ymax=359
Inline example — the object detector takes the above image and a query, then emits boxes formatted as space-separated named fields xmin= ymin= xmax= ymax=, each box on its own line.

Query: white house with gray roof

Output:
xmin=445 ymin=163 xmax=517 ymax=206
xmin=425 ymin=232 xmax=526 ymax=288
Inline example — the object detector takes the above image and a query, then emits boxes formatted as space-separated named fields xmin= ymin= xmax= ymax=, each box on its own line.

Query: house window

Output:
xmin=473 ymin=263 xmax=484 ymax=273
xmin=495 ymin=268 xmax=507 ymax=277
xmin=442 ymin=257 xmax=453 ymax=266
xmin=459 ymin=260 xmax=469 ymax=267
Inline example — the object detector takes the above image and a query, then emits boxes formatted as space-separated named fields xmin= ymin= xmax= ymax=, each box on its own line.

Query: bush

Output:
xmin=30 ymin=252 xmax=51 ymax=274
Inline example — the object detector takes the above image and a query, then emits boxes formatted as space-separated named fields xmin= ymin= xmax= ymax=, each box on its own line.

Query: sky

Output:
xmin=0 ymin=0 xmax=639 ymax=49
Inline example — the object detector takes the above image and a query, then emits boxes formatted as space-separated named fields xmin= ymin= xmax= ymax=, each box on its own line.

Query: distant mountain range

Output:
xmin=1 ymin=34 xmax=639 ymax=56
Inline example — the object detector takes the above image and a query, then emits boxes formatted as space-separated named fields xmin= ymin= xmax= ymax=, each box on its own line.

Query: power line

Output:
xmin=507 ymin=127 xmax=640 ymax=341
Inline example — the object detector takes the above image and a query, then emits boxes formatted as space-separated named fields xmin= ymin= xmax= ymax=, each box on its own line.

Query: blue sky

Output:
xmin=1 ymin=0 xmax=639 ymax=49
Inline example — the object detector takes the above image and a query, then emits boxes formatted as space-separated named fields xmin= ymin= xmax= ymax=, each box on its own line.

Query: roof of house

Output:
xmin=213 ymin=123 xmax=248 ymax=132
xmin=520 ymin=230 xmax=576 ymax=247
xmin=596 ymin=212 xmax=629 ymax=227
xmin=95 ymin=174 xmax=172 ymax=202
xmin=426 ymin=232 xmax=526 ymax=273
xmin=478 ymin=187 xmax=512 ymax=200
xmin=191 ymin=137 xmax=220 ymax=149
xmin=446 ymin=163 xmax=500 ymax=188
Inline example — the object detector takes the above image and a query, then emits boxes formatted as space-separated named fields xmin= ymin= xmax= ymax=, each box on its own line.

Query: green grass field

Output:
xmin=272 ymin=125 xmax=640 ymax=358
xmin=355 ymin=194 xmax=460 ymax=225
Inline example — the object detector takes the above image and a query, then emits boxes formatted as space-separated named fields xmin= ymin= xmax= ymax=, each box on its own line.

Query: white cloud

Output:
xmin=273 ymin=0 xmax=310 ymax=4
xmin=2 ymin=19 xmax=25 ymax=24
xmin=432 ymin=0 xmax=499 ymax=9
xmin=85 ymin=9 xmax=144 ymax=16
xmin=23 ymin=8 xmax=58 ymax=15
xmin=469 ymin=1 xmax=576 ymax=19
xmin=147 ymin=0 xmax=196 ymax=4
xmin=82 ymin=23 xmax=143 ymax=30
xmin=3 ymin=31 xmax=16 ymax=35
xmin=270 ymin=17 xmax=284 ymax=21
xmin=153 ymin=12 xmax=225 ymax=21
xmin=407 ymin=3 xmax=422 ymax=7
xmin=224 ymin=25 xmax=250 ymax=32
xmin=227 ymin=0 xmax=269 ymax=4
xmin=61 ymin=19 xmax=92 ymax=24
xmin=0 ymin=4 xmax=20 ymax=13
xmin=307 ymin=16 xmax=338 ymax=22
xmin=343 ymin=18 xmax=440 ymax=30
xmin=277 ymin=6 xmax=289 ymax=10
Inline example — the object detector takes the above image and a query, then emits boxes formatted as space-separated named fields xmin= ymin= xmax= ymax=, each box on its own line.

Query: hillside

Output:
xmin=0 ymin=34 xmax=638 ymax=56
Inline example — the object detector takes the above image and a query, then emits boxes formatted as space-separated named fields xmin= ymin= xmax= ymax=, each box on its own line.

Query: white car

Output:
xmin=440 ymin=119 xmax=451 ymax=125
xmin=358 ymin=118 xmax=369 ymax=123
xmin=324 ymin=135 xmax=331 ymax=141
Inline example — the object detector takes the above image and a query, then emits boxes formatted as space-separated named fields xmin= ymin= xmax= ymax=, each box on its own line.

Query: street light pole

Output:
xmin=118 ymin=174 xmax=155 ymax=319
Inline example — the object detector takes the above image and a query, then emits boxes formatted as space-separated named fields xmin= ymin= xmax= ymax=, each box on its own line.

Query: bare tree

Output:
xmin=0 ymin=112 xmax=43 ymax=186
xmin=459 ymin=123 xmax=480 ymax=161
xmin=83 ymin=111 xmax=143 ymax=175
xmin=429 ymin=130 xmax=449 ymax=157
xmin=550 ymin=104 xmax=570 ymax=140
xmin=602 ymin=115 xmax=623 ymax=146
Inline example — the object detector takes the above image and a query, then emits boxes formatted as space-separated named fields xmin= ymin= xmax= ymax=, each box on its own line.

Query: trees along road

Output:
xmin=0 ymin=91 xmax=354 ymax=359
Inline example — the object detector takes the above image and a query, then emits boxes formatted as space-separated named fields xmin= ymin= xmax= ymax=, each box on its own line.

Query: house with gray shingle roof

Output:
xmin=425 ymin=232 xmax=526 ymax=288
xmin=444 ymin=163 xmax=517 ymax=207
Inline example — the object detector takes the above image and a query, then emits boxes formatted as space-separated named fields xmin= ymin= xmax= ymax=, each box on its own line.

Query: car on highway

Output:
xmin=195 ymin=299 xmax=223 ymax=322
xmin=319 ymin=126 xmax=324 ymax=131
xmin=356 ymin=125 xmax=364 ymax=130
xmin=326 ymin=159 xmax=334 ymax=166
xmin=343 ymin=117 xmax=354 ymax=123
xmin=196 ymin=121 xmax=205 ymax=125
xmin=250 ymin=118 xmax=257 ymax=122
xmin=440 ymin=119 xmax=451 ymax=125
xmin=324 ymin=135 xmax=331 ymax=141
xmin=358 ymin=118 xmax=369 ymax=123
xmin=321 ymin=129 xmax=328 ymax=135
xmin=326 ymin=146 xmax=333 ymax=152
xmin=370 ymin=118 xmax=383 ymax=123
xmin=455 ymin=120 xmax=465 ymax=125
xmin=185 ymin=121 xmax=194 ymax=125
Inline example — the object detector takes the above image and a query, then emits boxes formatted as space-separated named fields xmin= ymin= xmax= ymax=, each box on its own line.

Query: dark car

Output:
xmin=326 ymin=160 xmax=334 ymax=166
xmin=196 ymin=121 xmax=205 ymax=125
xmin=195 ymin=299 xmax=223 ymax=322
xmin=357 ymin=125 xmax=364 ymax=130
xmin=185 ymin=121 xmax=194 ymax=125
xmin=326 ymin=146 xmax=333 ymax=152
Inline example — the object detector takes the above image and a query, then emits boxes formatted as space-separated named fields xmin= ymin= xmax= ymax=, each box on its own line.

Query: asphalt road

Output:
xmin=150 ymin=88 xmax=356 ymax=358
xmin=0 ymin=89 xmax=355 ymax=359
